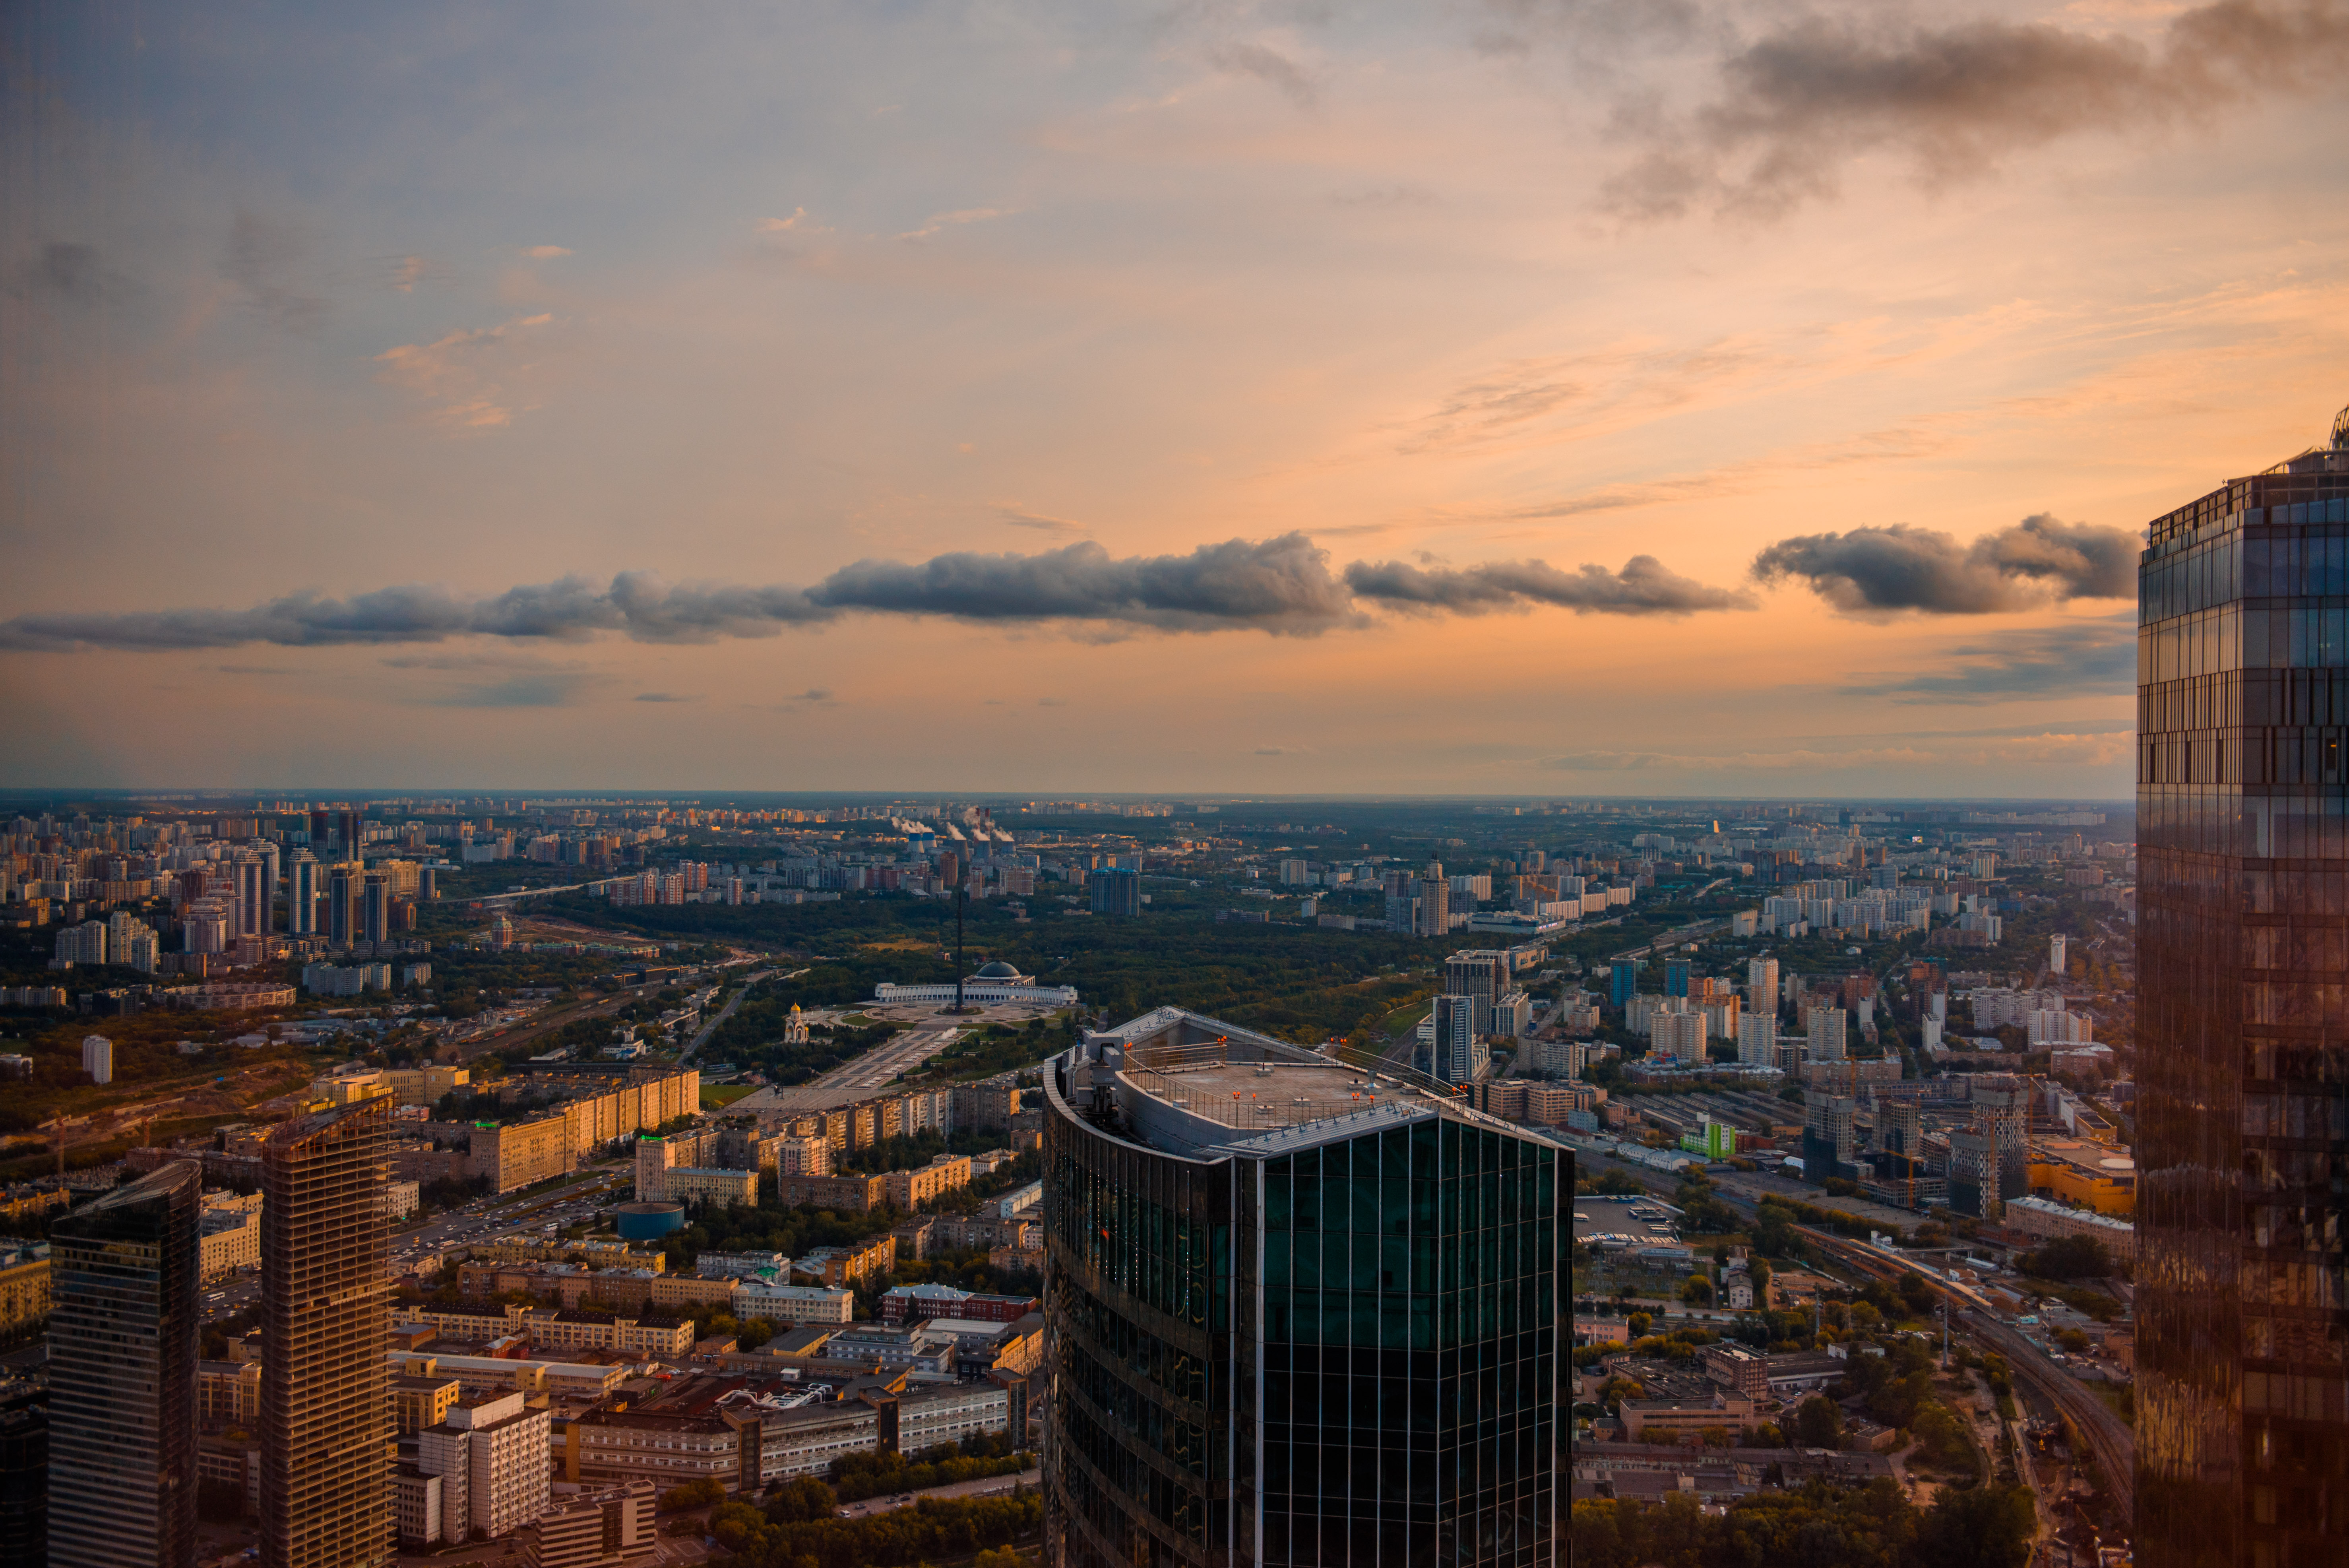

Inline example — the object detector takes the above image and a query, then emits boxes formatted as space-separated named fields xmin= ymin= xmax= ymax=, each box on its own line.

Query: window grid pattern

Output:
xmin=2138 ymin=469 xmax=2349 ymax=1568
xmin=1041 ymin=1066 xmax=1566 ymax=1568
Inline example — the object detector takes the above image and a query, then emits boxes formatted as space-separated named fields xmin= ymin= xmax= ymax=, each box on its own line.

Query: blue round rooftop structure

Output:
xmin=615 ymin=1201 xmax=685 ymax=1240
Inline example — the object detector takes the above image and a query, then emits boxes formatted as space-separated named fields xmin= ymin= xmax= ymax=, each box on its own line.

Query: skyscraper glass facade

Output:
xmin=1042 ymin=1010 xmax=1567 ymax=1568
xmin=47 ymin=1159 xmax=200 ymax=1568
xmin=2136 ymin=413 xmax=2349 ymax=1568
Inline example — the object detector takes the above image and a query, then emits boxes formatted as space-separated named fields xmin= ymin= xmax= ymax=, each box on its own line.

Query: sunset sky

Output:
xmin=5 ymin=0 xmax=2346 ymax=796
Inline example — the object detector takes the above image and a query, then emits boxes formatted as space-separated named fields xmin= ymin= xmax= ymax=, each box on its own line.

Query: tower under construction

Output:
xmin=259 ymin=1099 xmax=393 ymax=1568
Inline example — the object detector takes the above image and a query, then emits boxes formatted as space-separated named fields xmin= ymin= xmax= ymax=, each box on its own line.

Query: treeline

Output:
xmin=709 ymin=1488 xmax=1041 ymax=1568
xmin=1572 ymin=1479 xmax=2035 ymax=1568
xmin=557 ymin=890 xmax=1499 ymax=1046
xmin=658 ymin=1186 xmax=902 ymax=1270
xmin=830 ymin=1434 xmax=1029 ymax=1503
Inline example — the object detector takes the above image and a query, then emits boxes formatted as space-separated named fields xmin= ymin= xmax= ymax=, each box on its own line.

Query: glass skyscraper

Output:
xmin=260 ymin=1099 xmax=393 ymax=1568
xmin=2137 ymin=403 xmax=2349 ymax=1568
xmin=1041 ymin=1007 xmax=1569 ymax=1568
xmin=47 ymin=1159 xmax=201 ymax=1568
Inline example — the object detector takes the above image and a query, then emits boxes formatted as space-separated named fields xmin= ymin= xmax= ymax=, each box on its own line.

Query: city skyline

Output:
xmin=7 ymin=4 xmax=2348 ymax=794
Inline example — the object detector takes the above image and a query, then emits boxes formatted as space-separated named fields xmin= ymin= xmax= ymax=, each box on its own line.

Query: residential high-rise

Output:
xmin=1663 ymin=957 xmax=1690 ymax=998
xmin=1734 ymin=1012 xmax=1775 ymax=1067
xmin=361 ymin=874 xmax=391 ymax=946
xmin=1440 ymin=951 xmax=1507 ymax=1038
xmin=1651 ymin=999 xmax=1704 ymax=1066
xmin=2136 ymin=403 xmax=2349 ymax=1568
xmin=1744 ymin=956 xmax=1778 ymax=1021
xmin=48 ymin=1159 xmax=201 ymax=1568
xmin=1805 ymin=1005 xmax=1847 ymax=1062
xmin=54 ymin=920 xmax=107 ymax=966
xmin=289 ymin=852 xmax=320 ymax=936
xmin=1428 ymin=993 xmax=1488 ymax=1084
xmin=1946 ymin=1126 xmax=2003 ymax=1221
xmin=108 ymin=911 xmax=160 ymax=972
xmin=1089 ymin=866 xmax=1141 ymax=917
xmin=1608 ymin=958 xmax=1637 ymax=1009
xmin=1412 ymin=870 xmax=1449 ymax=936
xmin=234 ymin=856 xmax=271 ymax=938
xmin=1801 ymin=1092 xmax=1856 ymax=1184
xmin=260 ymin=1100 xmax=392 ymax=1568
xmin=1042 ymin=1008 xmax=1569 ymax=1568
xmin=327 ymin=864 xmax=359 ymax=947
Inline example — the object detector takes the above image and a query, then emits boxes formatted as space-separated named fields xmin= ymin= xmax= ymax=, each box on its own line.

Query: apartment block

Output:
xmin=663 ymin=1167 xmax=759 ymax=1209
xmin=882 ymin=1154 xmax=972 ymax=1209
xmin=199 ymin=1359 xmax=263 ymax=1427
xmin=521 ymin=1481 xmax=655 ymax=1568
xmin=416 ymin=1391 xmax=551 ymax=1543
xmin=772 ymin=1173 xmax=887 ymax=1212
xmin=731 ymin=1282 xmax=854 ymax=1325
xmin=392 ymin=1372 xmax=461 ymax=1436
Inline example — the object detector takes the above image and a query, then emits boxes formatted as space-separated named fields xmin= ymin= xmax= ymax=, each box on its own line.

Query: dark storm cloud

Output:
xmin=808 ymin=535 xmax=1361 ymax=634
xmin=1605 ymin=0 xmax=2349 ymax=219
xmin=1751 ymin=514 xmax=2136 ymax=615
xmin=1345 ymin=554 xmax=1755 ymax=615
xmin=0 ymin=535 xmax=1754 ymax=652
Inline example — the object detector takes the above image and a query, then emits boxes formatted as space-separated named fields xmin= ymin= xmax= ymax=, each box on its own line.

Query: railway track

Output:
xmin=1792 ymin=1225 xmax=2134 ymax=1529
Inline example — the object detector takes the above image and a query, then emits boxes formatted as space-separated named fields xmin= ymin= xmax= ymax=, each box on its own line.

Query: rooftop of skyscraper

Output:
xmin=1072 ymin=1005 xmax=1533 ymax=1159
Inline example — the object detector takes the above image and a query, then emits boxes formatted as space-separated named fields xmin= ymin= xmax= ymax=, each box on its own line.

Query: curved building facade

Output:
xmin=48 ymin=1160 xmax=201 ymax=1568
xmin=1042 ymin=1007 xmax=1569 ymax=1568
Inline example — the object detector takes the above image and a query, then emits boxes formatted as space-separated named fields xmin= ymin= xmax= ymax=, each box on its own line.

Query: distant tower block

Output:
xmin=2050 ymin=934 xmax=2067 ymax=975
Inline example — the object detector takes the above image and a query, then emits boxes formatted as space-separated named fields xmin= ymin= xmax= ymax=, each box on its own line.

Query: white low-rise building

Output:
xmin=874 ymin=962 xmax=1078 ymax=1008
xmin=732 ymin=1280 xmax=855 ymax=1325
xmin=417 ymin=1391 xmax=552 ymax=1543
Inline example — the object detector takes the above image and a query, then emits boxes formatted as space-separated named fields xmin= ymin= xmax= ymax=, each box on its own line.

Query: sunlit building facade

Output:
xmin=1041 ymin=1007 xmax=1568 ymax=1568
xmin=2136 ymin=404 xmax=2349 ymax=1568
xmin=260 ymin=1099 xmax=393 ymax=1568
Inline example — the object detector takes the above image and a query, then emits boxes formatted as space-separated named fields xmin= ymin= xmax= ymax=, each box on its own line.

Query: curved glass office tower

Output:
xmin=2136 ymin=406 xmax=2349 ymax=1568
xmin=1042 ymin=1007 xmax=1569 ymax=1568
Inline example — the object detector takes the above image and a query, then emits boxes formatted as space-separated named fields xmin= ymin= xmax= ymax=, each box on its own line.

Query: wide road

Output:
xmin=684 ymin=969 xmax=775 ymax=1062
